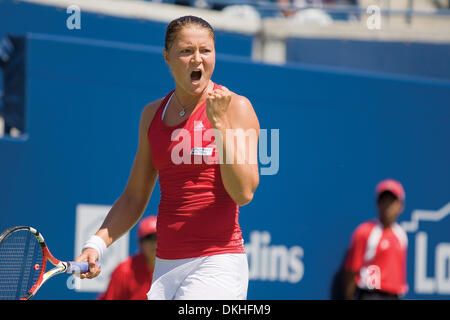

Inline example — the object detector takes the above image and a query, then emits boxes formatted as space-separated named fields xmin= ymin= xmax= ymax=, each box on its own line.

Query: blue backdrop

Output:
xmin=1 ymin=32 xmax=449 ymax=299
xmin=0 ymin=0 xmax=253 ymax=57
xmin=286 ymin=37 xmax=450 ymax=81
xmin=0 ymin=0 xmax=449 ymax=300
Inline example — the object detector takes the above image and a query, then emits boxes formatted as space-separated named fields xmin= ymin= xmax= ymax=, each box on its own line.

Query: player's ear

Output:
xmin=163 ymin=49 xmax=169 ymax=64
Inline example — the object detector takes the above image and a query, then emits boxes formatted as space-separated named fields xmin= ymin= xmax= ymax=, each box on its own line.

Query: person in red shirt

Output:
xmin=343 ymin=179 xmax=408 ymax=300
xmin=98 ymin=216 xmax=157 ymax=300
xmin=75 ymin=15 xmax=259 ymax=300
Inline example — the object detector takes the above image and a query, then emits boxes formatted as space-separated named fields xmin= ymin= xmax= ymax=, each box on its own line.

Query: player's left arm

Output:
xmin=206 ymin=86 xmax=260 ymax=206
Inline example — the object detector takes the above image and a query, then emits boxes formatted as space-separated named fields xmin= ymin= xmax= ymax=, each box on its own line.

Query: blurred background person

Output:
xmin=98 ymin=216 xmax=157 ymax=300
xmin=343 ymin=179 xmax=408 ymax=300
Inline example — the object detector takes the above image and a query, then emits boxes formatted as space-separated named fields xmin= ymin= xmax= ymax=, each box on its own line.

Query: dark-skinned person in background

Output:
xmin=343 ymin=179 xmax=408 ymax=300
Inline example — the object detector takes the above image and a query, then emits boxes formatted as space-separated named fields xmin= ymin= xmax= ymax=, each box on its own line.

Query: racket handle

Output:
xmin=67 ymin=261 xmax=101 ymax=274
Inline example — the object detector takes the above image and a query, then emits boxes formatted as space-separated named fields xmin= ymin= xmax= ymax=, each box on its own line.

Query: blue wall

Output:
xmin=286 ymin=38 xmax=450 ymax=81
xmin=0 ymin=32 xmax=449 ymax=299
xmin=0 ymin=0 xmax=253 ymax=57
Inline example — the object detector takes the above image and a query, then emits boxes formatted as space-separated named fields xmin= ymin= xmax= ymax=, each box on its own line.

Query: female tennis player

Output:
xmin=75 ymin=15 xmax=260 ymax=300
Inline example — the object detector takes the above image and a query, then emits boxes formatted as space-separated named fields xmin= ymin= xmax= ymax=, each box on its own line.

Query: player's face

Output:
xmin=164 ymin=26 xmax=215 ymax=97
xmin=377 ymin=196 xmax=403 ymax=227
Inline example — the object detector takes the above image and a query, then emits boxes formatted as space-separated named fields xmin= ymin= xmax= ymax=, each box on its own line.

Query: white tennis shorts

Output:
xmin=147 ymin=253 xmax=249 ymax=300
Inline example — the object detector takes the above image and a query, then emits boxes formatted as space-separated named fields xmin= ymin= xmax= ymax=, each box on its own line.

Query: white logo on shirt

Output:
xmin=380 ymin=239 xmax=390 ymax=250
xmin=194 ymin=121 xmax=205 ymax=131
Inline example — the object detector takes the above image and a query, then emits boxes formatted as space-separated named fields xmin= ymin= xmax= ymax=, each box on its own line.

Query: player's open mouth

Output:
xmin=191 ymin=70 xmax=202 ymax=81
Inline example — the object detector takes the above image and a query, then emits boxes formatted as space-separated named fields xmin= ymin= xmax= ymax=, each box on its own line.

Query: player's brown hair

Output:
xmin=164 ymin=16 xmax=215 ymax=51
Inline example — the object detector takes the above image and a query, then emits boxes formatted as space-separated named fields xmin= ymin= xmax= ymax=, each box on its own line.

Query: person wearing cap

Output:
xmin=343 ymin=179 xmax=408 ymax=300
xmin=98 ymin=216 xmax=157 ymax=300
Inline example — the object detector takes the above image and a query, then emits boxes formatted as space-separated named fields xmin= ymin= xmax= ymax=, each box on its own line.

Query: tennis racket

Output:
xmin=0 ymin=226 xmax=95 ymax=300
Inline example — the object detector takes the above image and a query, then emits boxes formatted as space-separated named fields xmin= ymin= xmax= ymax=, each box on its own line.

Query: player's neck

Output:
xmin=174 ymin=80 xmax=212 ymax=107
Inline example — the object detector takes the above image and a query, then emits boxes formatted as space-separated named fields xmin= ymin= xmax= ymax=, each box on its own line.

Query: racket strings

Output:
xmin=0 ymin=230 xmax=43 ymax=300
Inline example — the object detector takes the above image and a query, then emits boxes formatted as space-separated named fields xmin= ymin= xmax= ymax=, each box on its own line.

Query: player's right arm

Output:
xmin=75 ymin=100 xmax=161 ymax=279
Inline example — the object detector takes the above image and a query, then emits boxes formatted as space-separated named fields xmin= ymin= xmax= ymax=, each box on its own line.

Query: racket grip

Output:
xmin=67 ymin=261 xmax=101 ymax=274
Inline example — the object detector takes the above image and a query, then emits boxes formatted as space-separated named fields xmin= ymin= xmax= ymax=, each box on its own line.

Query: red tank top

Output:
xmin=147 ymin=83 xmax=245 ymax=259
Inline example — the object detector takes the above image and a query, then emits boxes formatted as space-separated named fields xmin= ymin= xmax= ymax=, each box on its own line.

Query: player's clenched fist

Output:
xmin=206 ymin=86 xmax=232 ymax=129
